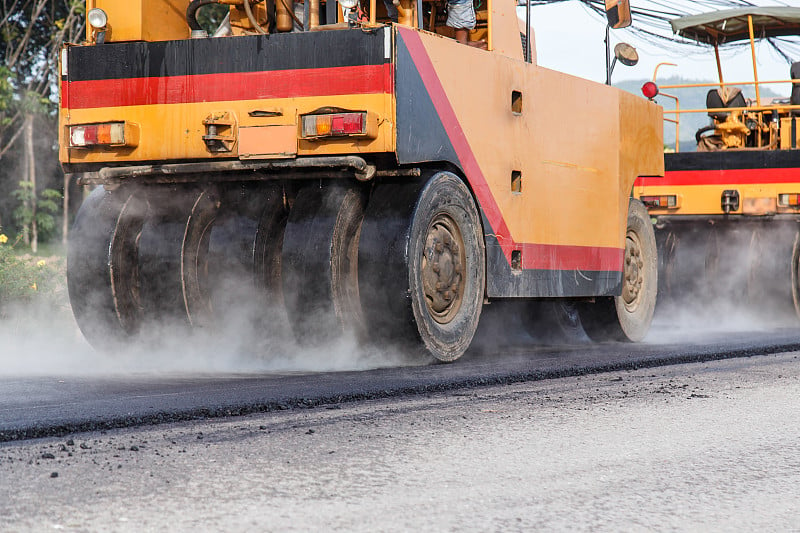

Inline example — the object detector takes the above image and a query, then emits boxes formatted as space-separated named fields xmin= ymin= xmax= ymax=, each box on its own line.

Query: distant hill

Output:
xmin=615 ymin=77 xmax=783 ymax=151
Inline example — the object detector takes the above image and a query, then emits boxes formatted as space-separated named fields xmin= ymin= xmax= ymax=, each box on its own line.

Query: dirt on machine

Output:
xmin=60 ymin=0 xmax=663 ymax=362
xmin=637 ymin=7 xmax=800 ymax=322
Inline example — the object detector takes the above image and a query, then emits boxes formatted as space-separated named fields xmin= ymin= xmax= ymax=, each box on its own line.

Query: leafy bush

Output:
xmin=0 ymin=232 xmax=65 ymax=315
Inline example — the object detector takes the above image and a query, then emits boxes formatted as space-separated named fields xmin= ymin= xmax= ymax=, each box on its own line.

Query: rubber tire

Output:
xmin=578 ymin=199 xmax=657 ymax=342
xmin=68 ymin=186 xmax=136 ymax=350
xmin=742 ymin=223 xmax=796 ymax=321
xmin=522 ymin=300 xmax=588 ymax=344
xmin=359 ymin=172 xmax=485 ymax=362
xmin=183 ymin=185 xmax=287 ymax=334
xmin=181 ymin=190 xmax=219 ymax=328
xmin=791 ymin=230 xmax=800 ymax=322
xmin=281 ymin=184 xmax=366 ymax=344
xmin=137 ymin=188 xmax=202 ymax=326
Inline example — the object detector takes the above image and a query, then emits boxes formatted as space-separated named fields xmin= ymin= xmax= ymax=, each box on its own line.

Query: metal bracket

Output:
xmin=721 ymin=189 xmax=740 ymax=213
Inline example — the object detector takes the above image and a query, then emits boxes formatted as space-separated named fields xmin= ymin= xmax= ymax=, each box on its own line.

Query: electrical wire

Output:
xmin=525 ymin=0 xmax=800 ymax=63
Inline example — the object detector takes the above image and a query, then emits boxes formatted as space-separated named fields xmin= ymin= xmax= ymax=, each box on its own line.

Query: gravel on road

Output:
xmin=2 ymin=352 xmax=799 ymax=532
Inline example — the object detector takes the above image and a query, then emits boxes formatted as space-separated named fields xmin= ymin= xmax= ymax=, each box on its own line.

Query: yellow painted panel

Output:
xmin=239 ymin=125 xmax=297 ymax=159
xmin=633 ymin=183 xmax=800 ymax=215
xmin=61 ymin=93 xmax=394 ymax=164
xmin=88 ymin=0 xmax=188 ymax=42
xmin=416 ymin=32 xmax=661 ymax=249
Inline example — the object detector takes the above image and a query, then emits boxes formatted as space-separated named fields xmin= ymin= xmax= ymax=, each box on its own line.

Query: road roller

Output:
xmin=61 ymin=0 xmax=663 ymax=361
xmin=637 ymin=8 xmax=800 ymax=321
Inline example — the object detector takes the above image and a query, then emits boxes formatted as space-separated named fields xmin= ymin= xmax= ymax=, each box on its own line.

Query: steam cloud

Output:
xmin=1 ymin=220 xmax=797 ymax=377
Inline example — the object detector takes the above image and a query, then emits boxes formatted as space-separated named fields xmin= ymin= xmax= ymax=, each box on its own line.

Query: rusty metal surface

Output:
xmin=73 ymin=156 xmax=378 ymax=186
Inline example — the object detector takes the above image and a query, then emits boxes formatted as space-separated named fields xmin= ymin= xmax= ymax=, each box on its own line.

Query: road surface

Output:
xmin=2 ymin=350 xmax=799 ymax=531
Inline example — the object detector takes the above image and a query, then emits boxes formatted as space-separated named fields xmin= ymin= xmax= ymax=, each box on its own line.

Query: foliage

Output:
xmin=11 ymin=182 xmax=62 ymax=242
xmin=0 ymin=0 xmax=85 ymax=157
xmin=0 ymin=231 xmax=64 ymax=313
xmin=0 ymin=1 xmax=83 ymax=248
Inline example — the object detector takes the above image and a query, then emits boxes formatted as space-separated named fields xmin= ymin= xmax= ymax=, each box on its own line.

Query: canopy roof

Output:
xmin=671 ymin=7 xmax=800 ymax=45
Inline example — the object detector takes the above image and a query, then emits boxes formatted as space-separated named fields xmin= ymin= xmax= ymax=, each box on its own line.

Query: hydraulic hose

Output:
xmin=243 ymin=0 xmax=269 ymax=34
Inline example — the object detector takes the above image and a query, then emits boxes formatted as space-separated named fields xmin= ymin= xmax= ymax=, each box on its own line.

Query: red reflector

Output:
xmin=330 ymin=113 xmax=363 ymax=134
xmin=341 ymin=113 xmax=363 ymax=133
xmin=83 ymin=125 xmax=98 ymax=144
xmin=331 ymin=114 xmax=344 ymax=133
xmin=641 ymin=81 xmax=659 ymax=99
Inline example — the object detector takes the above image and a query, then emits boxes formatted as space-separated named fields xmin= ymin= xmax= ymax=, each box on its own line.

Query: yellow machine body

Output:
xmin=61 ymin=0 xmax=664 ymax=360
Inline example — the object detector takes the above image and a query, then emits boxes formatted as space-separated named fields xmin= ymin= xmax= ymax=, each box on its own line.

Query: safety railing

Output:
xmin=653 ymin=78 xmax=800 ymax=153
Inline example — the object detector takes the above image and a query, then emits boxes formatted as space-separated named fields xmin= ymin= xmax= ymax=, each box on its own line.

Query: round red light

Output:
xmin=641 ymin=81 xmax=659 ymax=99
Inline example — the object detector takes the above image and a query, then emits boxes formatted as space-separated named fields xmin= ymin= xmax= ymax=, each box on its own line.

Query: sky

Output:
xmin=525 ymin=1 xmax=797 ymax=91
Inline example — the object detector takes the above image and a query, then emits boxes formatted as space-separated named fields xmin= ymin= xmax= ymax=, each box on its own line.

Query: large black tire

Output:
xmin=183 ymin=185 xmax=288 ymax=335
xmin=792 ymin=230 xmax=800 ymax=322
xmin=137 ymin=188 xmax=204 ymax=326
xmin=522 ymin=300 xmax=588 ymax=344
xmin=359 ymin=172 xmax=485 ymax=362
xmin=657 ymin=225 xmax=713 ymax=306
xmin=743 ymin=224 xmax=797 ymax=322
xmin=71 ymin=183 xmax=291 ymax=352
xmin=578 ymin=199 xmax=657 ymax=342
xmin=68 ymin=186 xmax=141 ymax=349
xmin=181 ymin=190 xmax=219 ymax=328
xmin=281 ymin=184 xmax=366 ymax=344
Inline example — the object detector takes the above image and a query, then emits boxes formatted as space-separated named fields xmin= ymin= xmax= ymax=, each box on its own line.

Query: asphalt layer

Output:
xmin=3 ymin=351 xmax=800 ymax=531
xmin=3 ymin=327 xmax=800 ymax=442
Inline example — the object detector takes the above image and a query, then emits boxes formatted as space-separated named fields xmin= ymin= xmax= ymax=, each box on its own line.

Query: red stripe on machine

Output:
xmin=400 ymin=28 xmax=623 ymax=273
xmin=521 ymin=243 xmax=623 ymax=271
xmin=636 ymin=167 xmax=800 ymax=187
xmin=64 ymin=64 xmax=393 ymax=109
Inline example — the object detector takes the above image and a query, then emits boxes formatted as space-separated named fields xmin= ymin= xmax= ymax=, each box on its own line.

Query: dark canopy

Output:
xmin=671 ymin=7 xmax=800 ymax=45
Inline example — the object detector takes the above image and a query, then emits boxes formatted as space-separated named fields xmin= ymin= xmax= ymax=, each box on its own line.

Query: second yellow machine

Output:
xmin=638 ymin=8 xmax=800 ymax=320
xmin=62 ymin=0 xmax=664 ymax=361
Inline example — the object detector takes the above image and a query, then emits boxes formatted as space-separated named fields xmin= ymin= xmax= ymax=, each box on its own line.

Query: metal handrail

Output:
xmin=663 ymin=104 xmax=800 ymax=115
xmin=658 ymin=78 xmax=800 ymax=90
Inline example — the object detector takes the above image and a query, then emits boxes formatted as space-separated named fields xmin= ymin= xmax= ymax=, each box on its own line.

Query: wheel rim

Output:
xmin=421 ymin=213 xmax=466 ymax=324
xmin=622 ymin=229 xmax=645 ymax=312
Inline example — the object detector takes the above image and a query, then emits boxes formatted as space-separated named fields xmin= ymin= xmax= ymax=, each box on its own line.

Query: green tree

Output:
xmin=0 ymin=1 xmax=84 ymax=248
xmin=12 ymin=181 xmax=61 ymax=247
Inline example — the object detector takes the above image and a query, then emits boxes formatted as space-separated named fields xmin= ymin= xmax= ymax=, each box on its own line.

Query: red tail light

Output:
xmin=302 ymin=112 xmax=367 ymax=138
xmin=68 ymin=122 xmax=138 ymax=148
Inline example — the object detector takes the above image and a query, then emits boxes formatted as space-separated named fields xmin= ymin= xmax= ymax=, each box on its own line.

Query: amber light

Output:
xmin=302 ymin=112 xmax=366 ymax=138
xmin=641 ymin=195 xmax=677 ymax=208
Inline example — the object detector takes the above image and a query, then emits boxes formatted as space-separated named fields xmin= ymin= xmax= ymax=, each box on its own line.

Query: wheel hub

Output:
xmin=622 ymin=230 xmax=645 ymax=311
xmin=421 ymin=214 xmax=466 ymax=323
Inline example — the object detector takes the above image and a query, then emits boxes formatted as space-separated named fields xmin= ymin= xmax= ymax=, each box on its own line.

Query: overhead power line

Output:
xmin=523 ymin=0 xmax=800 ymax=63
